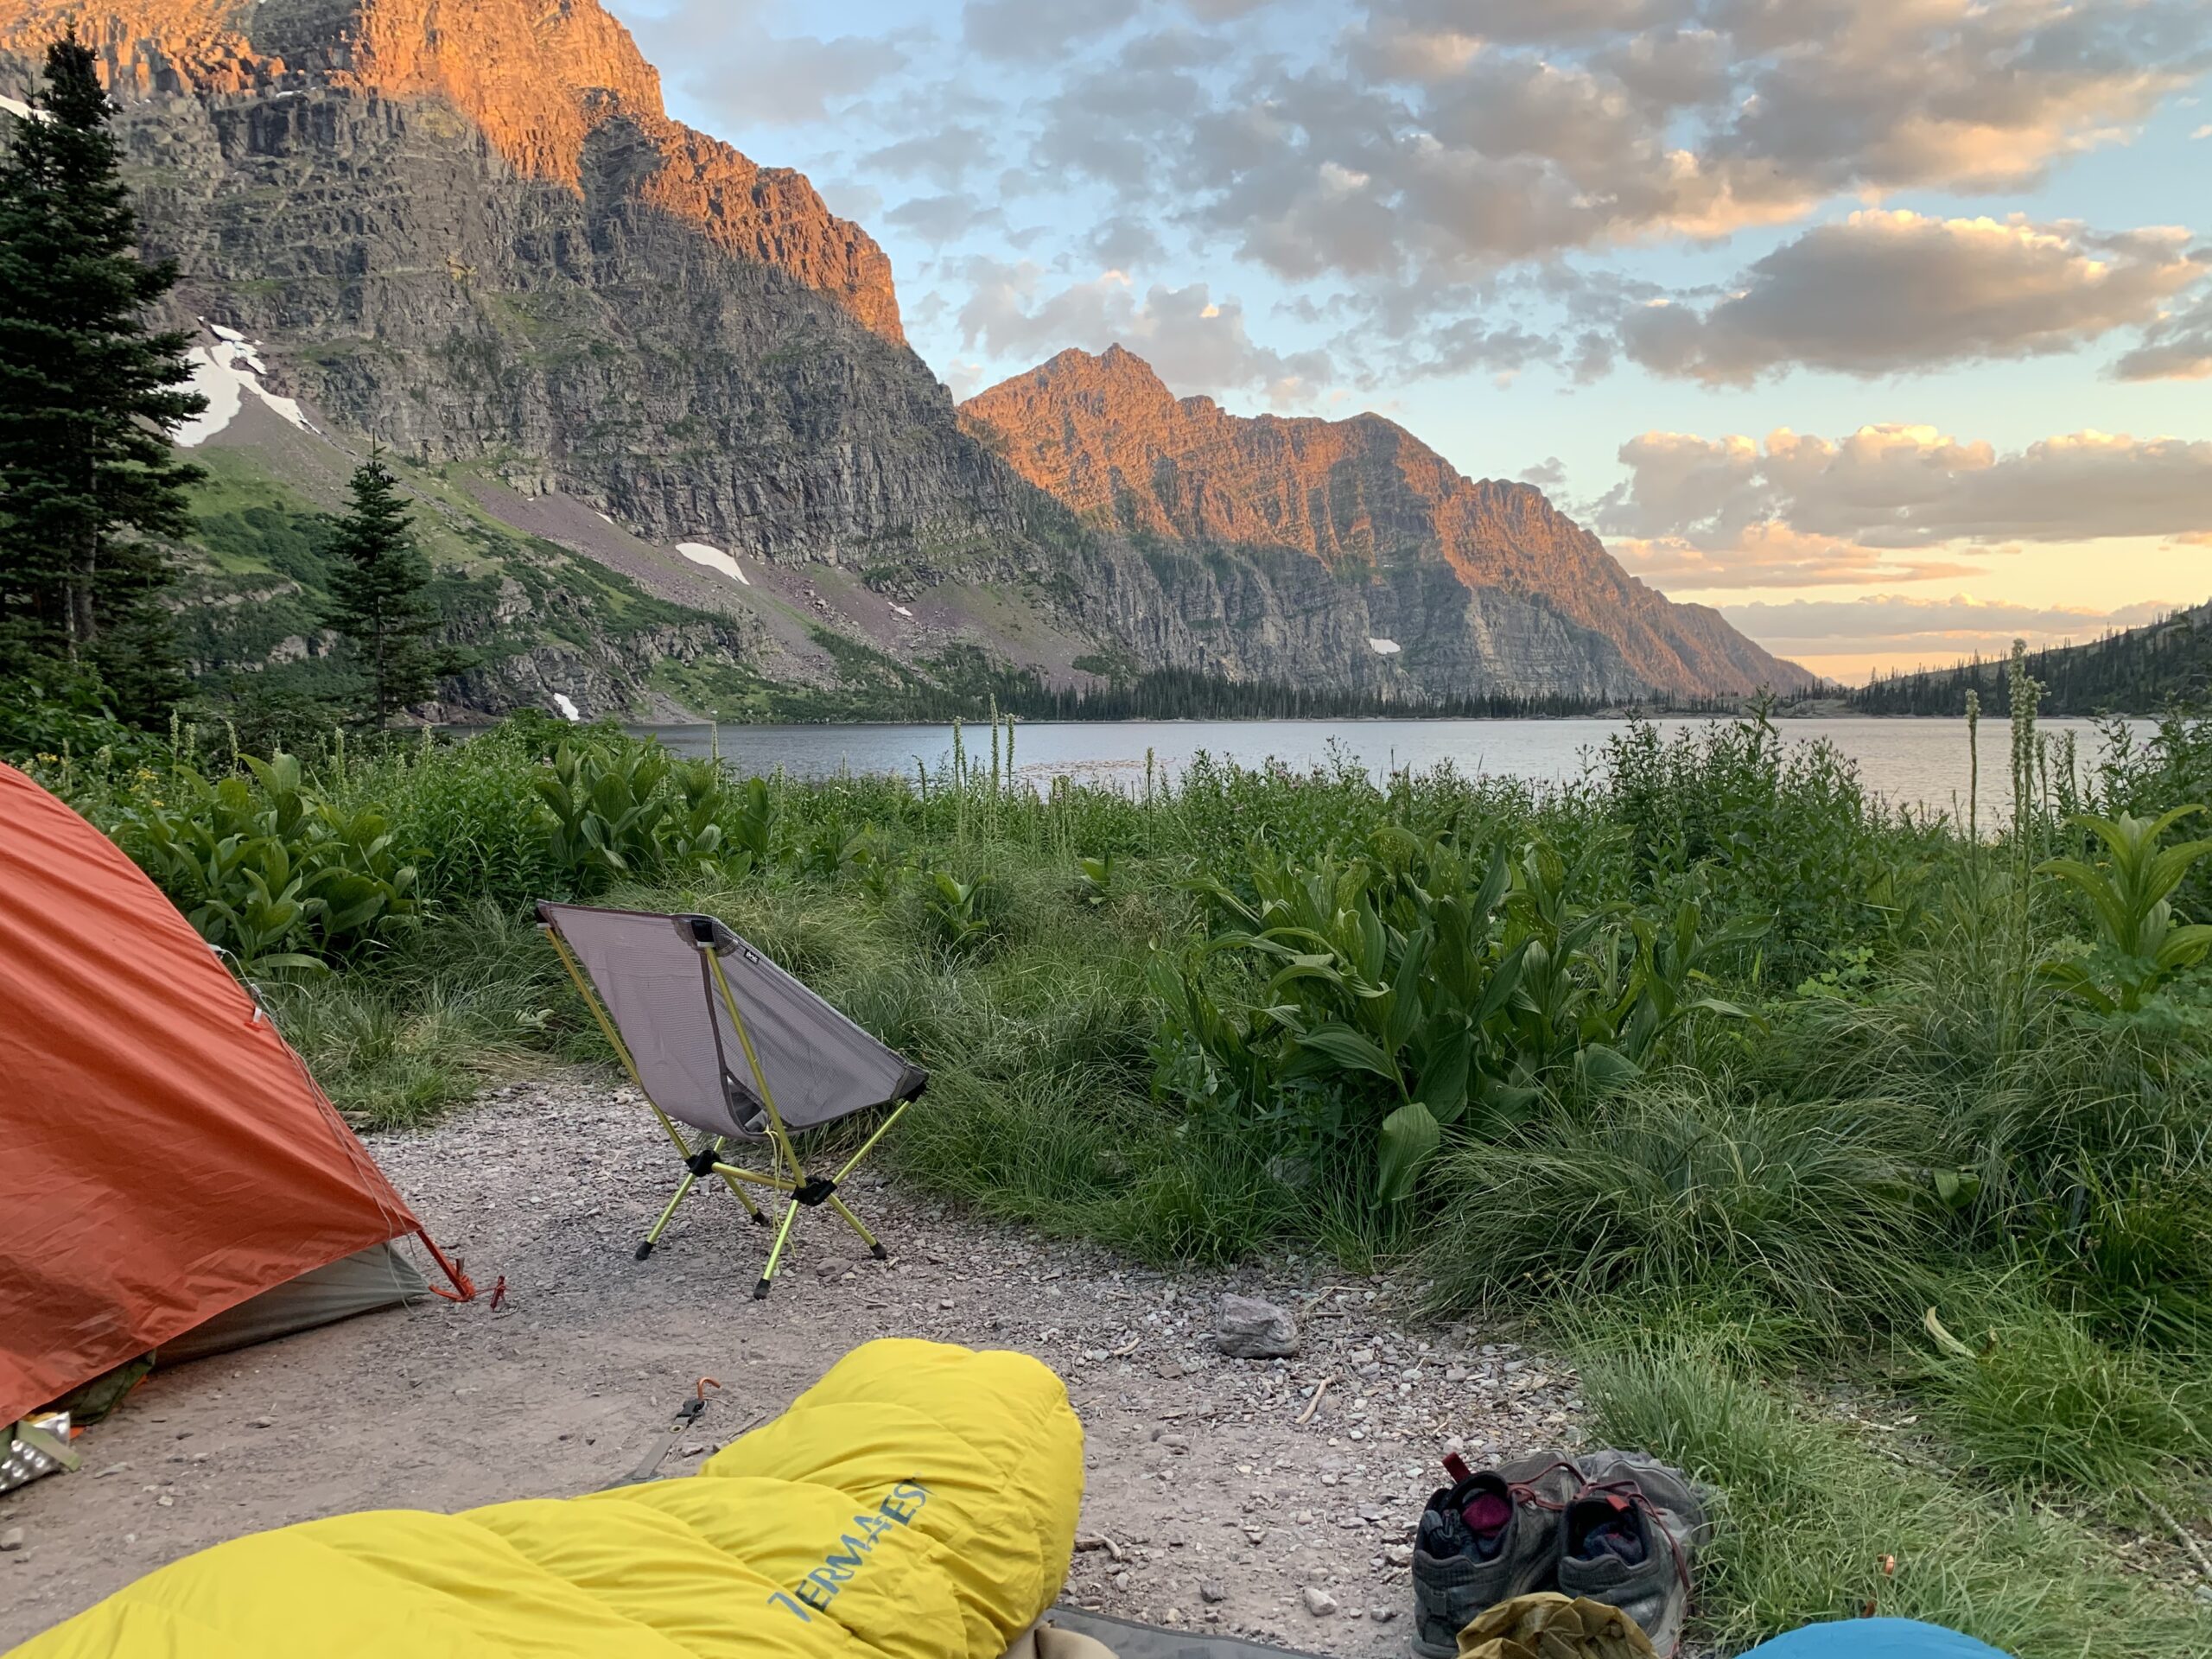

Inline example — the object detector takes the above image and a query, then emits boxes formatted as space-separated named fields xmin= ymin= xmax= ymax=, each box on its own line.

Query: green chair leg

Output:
xmin=637 ymin=1169 xmax=700 ymax=1261
xmin=827 ymin=1194 xmax=890 ymax=1261
xmin=753 ymin=1198 xmax=803 ymax=1298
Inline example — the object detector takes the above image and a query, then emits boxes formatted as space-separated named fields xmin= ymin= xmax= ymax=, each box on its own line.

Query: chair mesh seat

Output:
xmin=537 ymin=902 xmax=927 ymax=1289
xmin=538 ymin=904 xmax=925 ymax=1140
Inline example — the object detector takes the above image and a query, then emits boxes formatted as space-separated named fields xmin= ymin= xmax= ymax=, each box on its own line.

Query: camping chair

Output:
xmin=537 ymin=902 xmax=927 ymax=1298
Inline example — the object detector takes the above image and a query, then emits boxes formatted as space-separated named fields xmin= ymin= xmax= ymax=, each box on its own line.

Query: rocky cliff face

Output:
xmin=964 ymin=347 xmax=1810 ymax=700
xmin=0 ymin=1 xmax=1803 ymax=712
xmin=0 ymin=0 xmax=1015 ymax=586
xmin=2 ymin=0 xmax=901 ymax=338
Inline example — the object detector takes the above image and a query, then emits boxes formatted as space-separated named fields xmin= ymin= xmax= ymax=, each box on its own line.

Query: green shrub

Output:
xmin=1421 ymin=1079 xmax=1938 ymax=1338
xmin=259 ymin=899 xmax=576 ymax=1125
xmin=113 ymin=751 xmax=418 ymax=971
xmin=1577 ymin=1337 xmax=2211 ymax=1657
xmin=2037 ymin=805 xmax=2212 ymax=1013
xmin=1920 ymin=1294 xmax=2209 ymax=1491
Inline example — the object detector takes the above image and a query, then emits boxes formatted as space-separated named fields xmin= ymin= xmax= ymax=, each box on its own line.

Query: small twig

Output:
xmin=1109 ymin=1334 xmax=1141 ymax=1358
xmin=1298 ymin=1286 xmax=1363 ymax=1314
xmin=1297 ymin=1376 xmax=1337 ymax=1426
xmin=2139 ymin=1487 xmax=2212 ymax=1583
xmin=1075 ymin=1534 xmax=1124 ymax=1563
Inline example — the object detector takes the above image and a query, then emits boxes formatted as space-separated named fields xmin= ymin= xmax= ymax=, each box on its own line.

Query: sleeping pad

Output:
xmin=8 ymin=1338 xmax=1084 ymax=1658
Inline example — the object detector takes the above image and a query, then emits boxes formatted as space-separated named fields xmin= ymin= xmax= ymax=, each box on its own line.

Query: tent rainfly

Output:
xmin=0 ymin=762 xmax=473 ymax=1426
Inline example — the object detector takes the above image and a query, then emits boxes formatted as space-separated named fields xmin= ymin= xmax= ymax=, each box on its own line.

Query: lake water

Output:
xmin=637 ymin=715 xmax=2133 ymax=819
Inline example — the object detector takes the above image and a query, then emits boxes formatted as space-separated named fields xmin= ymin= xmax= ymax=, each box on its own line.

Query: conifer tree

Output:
xmin=323 ymin=450 xmax=443 ymax=725
xmin=0 ymin=32 xmax=206 ymax=725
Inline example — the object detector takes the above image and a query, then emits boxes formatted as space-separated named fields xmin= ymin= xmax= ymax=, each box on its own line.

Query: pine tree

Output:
xmin=323 ymin=450 xmax=443 ymax=726
xmin=0 ymin=31 xmax=206 ymax=725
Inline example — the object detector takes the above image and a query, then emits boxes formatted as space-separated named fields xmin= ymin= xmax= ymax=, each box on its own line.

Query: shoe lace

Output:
xmin=1506 ymin=1459 xmax=1696 ymax=1614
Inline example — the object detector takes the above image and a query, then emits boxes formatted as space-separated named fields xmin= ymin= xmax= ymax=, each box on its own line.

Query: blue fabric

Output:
xmin=1740 ymin=1618 xmax=2013 ymax=1657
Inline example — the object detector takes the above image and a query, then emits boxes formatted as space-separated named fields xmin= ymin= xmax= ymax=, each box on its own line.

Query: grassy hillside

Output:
xmin=1849 ymin=605 xmax=2212 ymax=716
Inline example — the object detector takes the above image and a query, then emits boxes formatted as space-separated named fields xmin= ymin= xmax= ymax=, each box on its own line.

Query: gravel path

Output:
xmin=1 ymin=1074 xmax=1588 ymax=1651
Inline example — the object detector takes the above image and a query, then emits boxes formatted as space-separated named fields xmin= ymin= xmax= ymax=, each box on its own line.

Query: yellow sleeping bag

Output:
xmin=9 ymin=1339 xmax=1084 ymax=1658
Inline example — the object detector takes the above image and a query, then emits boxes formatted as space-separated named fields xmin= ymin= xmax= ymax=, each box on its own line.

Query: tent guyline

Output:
xmin=537 ymin=903 xmax=927 ymax=1297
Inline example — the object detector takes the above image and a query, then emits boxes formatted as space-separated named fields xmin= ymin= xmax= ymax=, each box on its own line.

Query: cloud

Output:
xmin=883 ymin=193 xmax=1007 ymax=246
xmin=2115 ymin=285 xmax=2212 ymax=380
xmin=1389 ymin=0 xmax=1689 ymax=47
xmin=963 ymin=0 xmax=1142 ymax=63
xmin=1084 ymin=215 xmax=1172 ymax=270
xmin=1014 ymin=0 xmax=2211 ymax=290
xmin=609 ymin=3 xmax=911 ymax=127
xmin=1706 ymin=0 xmax=2209 ymax=195
xmin=861 ymin=126 xmax=998 ymax=188
xmin=1721 ymin=593 xmax=2180 ymax=669
xmin=1618 ymin=213 xmax=2203 ymax=383
xmin=1595 ymin=424 xmax=2212 ymax=588
xmin=955 ymin=260 xmax=1336 ymax=405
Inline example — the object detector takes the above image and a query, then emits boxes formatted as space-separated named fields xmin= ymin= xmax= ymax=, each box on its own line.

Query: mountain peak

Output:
xmin=0 ymin=0 xmax=903 ymax=340
xmin=1019 ymin=343 xmax=1178 ymax=402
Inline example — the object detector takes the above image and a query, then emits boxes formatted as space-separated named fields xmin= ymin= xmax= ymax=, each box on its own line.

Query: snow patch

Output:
xmin=209 ymin=323 xmax=246 ymax=343
xmin=890 ymin=602 xmax=913 ymax=618
xmin=677 ymin=542 xmax=749 ymax=585
xmin=0 ymin=95 xmax=45 ymax=123
xmin=553 ymin=693 xmax=582 ymax=722
xmin=175 ymin=342 xmax=309 ymax=446
xmin=1368 ymin=637 xmax=1402 ymax=656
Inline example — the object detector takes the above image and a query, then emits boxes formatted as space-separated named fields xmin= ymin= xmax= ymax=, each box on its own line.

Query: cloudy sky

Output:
xmin=601 ymin=0 xmax=2212 ymax=682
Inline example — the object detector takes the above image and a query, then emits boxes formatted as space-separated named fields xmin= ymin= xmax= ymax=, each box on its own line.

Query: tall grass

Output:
xmin=1421 ymin=1077 xmax=1941 ymax=1343
xmin=1575 ymin=1337 xmax=2212 ymax=1657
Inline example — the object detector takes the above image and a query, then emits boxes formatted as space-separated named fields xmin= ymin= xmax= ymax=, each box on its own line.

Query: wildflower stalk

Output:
xmin=1965 ymin=688 xmax=1980 ymax=848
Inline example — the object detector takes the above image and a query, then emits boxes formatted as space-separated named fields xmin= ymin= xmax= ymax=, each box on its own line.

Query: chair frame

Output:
xmin=543 ymin=920 xmax=912 ymax=1298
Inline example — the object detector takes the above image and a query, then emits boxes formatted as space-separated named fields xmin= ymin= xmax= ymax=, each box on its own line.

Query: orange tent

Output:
xmin=0 ymin=762 xmax=471 ymax=1424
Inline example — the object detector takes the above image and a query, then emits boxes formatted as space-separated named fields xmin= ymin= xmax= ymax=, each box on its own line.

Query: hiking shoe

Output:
xmin=1555 ymin=1451 xmax=1709 ymax=1659
xmin=1410 ymin=1452 xmax=1580 ymax=1659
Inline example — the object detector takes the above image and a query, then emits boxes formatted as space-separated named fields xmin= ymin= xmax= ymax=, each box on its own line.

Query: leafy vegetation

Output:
xmin=15 ymin=681 xmax=2212 ymax=1655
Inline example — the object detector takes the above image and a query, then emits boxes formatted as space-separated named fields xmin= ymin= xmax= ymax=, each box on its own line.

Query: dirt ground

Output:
xmin=1 ymin=1075 xmax=1592 ymax=1652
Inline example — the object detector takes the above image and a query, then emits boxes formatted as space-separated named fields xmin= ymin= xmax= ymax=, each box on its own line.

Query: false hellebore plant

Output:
xmin=1151 ymin=827 xmax=1762 ymax=1210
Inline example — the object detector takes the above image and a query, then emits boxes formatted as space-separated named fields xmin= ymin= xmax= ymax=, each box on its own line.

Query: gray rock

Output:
xmin=1301 ymin=1586 xmax=1338 ymax=1618
xmin=1215 ymin=1294 xmax=1300 ymax=1359
xmin=0 ymin=1527 xmax=22 ymax=1552
xmin=1200 ymin=1582 xmax=1227 ymax=1605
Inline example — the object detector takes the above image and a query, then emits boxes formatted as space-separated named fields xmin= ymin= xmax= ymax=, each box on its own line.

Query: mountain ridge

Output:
xmin=963 ymin=346 xmax=1809 ymax=700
